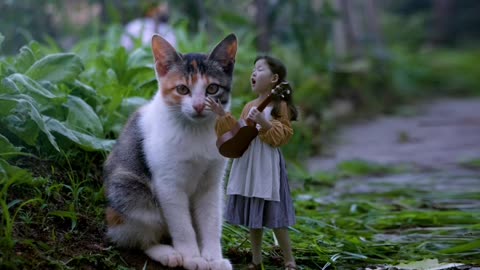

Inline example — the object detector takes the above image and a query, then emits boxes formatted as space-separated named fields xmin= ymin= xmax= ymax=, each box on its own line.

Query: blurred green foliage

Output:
xmin=1 ymin=0 xmax=480 ymax=163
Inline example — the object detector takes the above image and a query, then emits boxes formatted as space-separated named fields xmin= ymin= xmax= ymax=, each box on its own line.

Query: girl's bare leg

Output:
xmin=273 ymin=228 xmax=296 ymax=267
xmin=249 ymin=229 xmax=264 ymax=265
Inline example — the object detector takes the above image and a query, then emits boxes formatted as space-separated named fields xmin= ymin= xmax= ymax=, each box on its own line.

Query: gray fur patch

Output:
xmin=104 ymin=112 xmax=157 ymax=215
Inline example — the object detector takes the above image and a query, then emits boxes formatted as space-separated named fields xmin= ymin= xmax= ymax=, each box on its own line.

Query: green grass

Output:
xmin=288 ymin=159 xmax=411 ymax=189
xmin=260 ymin=194 xmax=478 ymax=269
xmin=460 ymin=158 xmax=480 ymax=170
xmin=224 ymin=160 xmax=480 ymax=269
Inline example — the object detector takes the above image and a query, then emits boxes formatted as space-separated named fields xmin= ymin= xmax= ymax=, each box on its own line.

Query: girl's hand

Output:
xmin=248 ymin=107 xmax=272 ymax=130
xmin=205 ymin=97 xmax=226 ymax=116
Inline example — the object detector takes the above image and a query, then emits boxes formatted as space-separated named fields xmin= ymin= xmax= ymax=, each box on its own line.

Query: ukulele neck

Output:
xmin=257 ymin=94 xmax=273 ymax=112
xmin=245 ymin=94 xmax=273 ymax=126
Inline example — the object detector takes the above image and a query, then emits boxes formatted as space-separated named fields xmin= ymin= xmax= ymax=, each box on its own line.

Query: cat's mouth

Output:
xmin=192 ymin=114 xmax=206 ymax=119
xmin=191 ymin=112 xmax=208 ymax=119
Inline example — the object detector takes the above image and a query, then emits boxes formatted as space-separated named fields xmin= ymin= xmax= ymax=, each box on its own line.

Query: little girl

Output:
xmin=206 ymin=56 xmax=298 ymax=270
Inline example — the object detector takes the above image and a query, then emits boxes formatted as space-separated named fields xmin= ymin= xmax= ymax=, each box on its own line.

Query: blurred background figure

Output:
xmin=120 ymin=2 xmax=176 ymax=50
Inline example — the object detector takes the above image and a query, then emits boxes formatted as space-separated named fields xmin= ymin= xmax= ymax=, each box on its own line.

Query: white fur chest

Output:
xmin=138 ymin=101 xmax=225 ymax=193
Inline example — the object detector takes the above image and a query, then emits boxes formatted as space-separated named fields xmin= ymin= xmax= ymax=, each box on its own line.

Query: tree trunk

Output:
xmin=431 ymin=0 xmax=453 ymax=46
xmin=364 ymin=0 xmax=386 ymax=57
xmin=339 ymin=0 xmax=357 ymax=55
xmin=255 ymin=0 xmax=270 ymax=52
xmin=195 ymin=0 xmax=209 ymax=32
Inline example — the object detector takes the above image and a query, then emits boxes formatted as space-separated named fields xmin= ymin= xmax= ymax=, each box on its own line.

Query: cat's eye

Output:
xmin=206 ymin=84 xmax=220 ymax=95
xmin=176 ymin=85 xmax=190 ymax=95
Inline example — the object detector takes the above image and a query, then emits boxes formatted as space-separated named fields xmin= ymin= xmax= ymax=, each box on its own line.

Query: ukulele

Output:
xmin=216 ymin=82 xmax=290 ymax=158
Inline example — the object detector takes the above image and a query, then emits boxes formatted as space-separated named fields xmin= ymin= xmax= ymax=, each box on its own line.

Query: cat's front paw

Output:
xmin=183 ymin=256 xmax=209 ymax=270
xmin=208 ymin=258 xmax=233 ymax=270
xmin=144 ymin=245 xmax=183 ymax=268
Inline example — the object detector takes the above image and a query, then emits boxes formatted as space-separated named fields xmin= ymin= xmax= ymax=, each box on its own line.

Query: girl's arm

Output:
xmin=214 ymin=101 xmax=256 ymax=137
xmin=215 ymin=113 xmax=237 ymax=137
xmin=258 ymin=101 xmax=293 ymax=147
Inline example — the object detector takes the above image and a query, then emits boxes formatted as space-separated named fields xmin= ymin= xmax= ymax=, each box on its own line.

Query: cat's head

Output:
xmin=151 ymin=34 xmax=237 ymax=123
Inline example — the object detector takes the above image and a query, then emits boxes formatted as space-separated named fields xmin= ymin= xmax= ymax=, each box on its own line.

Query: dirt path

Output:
xmin=307 ymin=98 xmax=480 ymax=172
xmin=304 ymin=98 xmax=480 ymax=269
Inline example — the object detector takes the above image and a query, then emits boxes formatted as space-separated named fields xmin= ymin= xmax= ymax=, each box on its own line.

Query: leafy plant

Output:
xmin=460 ymin=158 xmax=480 ymax=170
xmin=336 ymin=159 xmax=407 ymax=177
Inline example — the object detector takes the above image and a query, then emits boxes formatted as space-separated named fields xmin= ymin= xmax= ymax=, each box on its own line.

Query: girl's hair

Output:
xmin=254 ymin=55 xmax=298 ymax=121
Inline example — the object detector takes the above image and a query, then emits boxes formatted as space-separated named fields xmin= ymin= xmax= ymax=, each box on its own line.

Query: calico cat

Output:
xmin=103 ymin=34 xmax=237 ymax=270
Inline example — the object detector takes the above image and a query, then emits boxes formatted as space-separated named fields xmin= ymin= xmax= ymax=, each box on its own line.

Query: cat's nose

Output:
xmin=193 ymin=103 xmax=205 ymax=114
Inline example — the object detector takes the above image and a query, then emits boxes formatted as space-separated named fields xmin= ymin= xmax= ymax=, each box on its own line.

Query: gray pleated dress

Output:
xmin=224 ymin=122 xmax=296 ymax=229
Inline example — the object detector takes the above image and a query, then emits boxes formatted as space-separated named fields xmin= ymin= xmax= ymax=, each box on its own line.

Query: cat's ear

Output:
xmin=208 ymin=33 xmax=237 ymax=74
xmin=151 ymin=34 xmax=182 ymax=76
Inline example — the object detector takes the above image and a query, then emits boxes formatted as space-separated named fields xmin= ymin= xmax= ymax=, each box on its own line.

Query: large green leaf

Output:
xmin=127 ymin=67 xmax=156 ymax=91
xmin=72 ymin=79 xmax=97 ymax=97
xmin=102 ymin=47 xmax=128 ymax=84
xmin=13 ymin=46 xmax=36 ymax=73
xmin=0 ymin=94 xmax=59 ymax=151
xmin=28 ymin=40 xmax=50 ymax=60
xmin=71 ymin=129 xmax=115 ymax=152
xmin=127 ymin=48 xmax=153 ymax=69
xmin=0 ymin=134 xmax=22 ymax=159
xmin=25 ymin=53 xmax=84 ymax=83
xmin=0 ymin=158 xmax=31 ymax=182
xmin=0 ymin=95 xmax=17 ymax=117
xmin=0 ymin=98 xmax=39 ymax=146
xmin=45 ymin=117 xmax=114 ymax=152
xmin=3 ymin=73 xmax=64 ymax=106
xmin=65 ymin=95 xmax=103 ymax=137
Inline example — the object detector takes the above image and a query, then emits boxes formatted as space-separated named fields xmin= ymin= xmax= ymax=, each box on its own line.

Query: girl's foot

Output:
xmin=285 ymin=262 xmax=297 ymax=270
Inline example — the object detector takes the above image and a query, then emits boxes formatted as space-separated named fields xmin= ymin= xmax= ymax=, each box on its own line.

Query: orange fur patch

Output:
xmin=226 ymin=43 xmax=237 ymax=60
xmin=203 ymin=75 xmax=211 ymax=85
xmin=190 ymin=60 xmax=198 ymax=72
xmin=160 ymin=72 xmax=185 ymax=106
xmin=189 ymin=73 xmax=198 ymax=86
xmin=106 ymin=207 xmax=124 ymax=227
